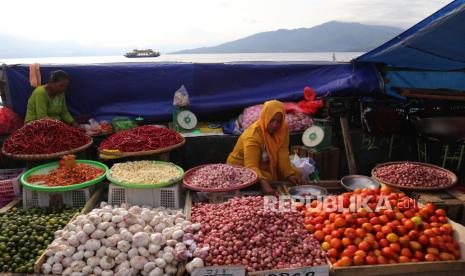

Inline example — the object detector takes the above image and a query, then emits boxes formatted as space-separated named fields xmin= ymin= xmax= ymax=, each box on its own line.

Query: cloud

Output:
xmin=0 ymin=0 xmax=452 ymax=51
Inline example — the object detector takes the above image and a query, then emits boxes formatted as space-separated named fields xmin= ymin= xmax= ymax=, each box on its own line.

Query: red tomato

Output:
xmin=379 ymin=215 xmax=389 ymax=224
xmin=429 ymin=215 xmax=438 ymax=223
xmin=396 ymin=225 xmax=407 ymax=236
xmin=400 ymin=248 xmax=412 ymax=258
xmin=355 ymin=228 xmax=366 ymax=239
xmin=379 ymin=239 xmax=389 ymax=248
xmin=358 ymin=241 xmax=371 ymax=251
xmin=362 ymin=222 xmax=373 ymax=232
xmin=355 ymin=250 xmax=367 ymax=258
xmin=335 ymin=218 xmax=346 ymax=228
xmin=365 ymin=255 xmax=378 ymax=265
xmin=390 ymin=243 xmax=401 ymax=253
xmin=418 ymin=234 xmax=429 ymax=246
xmin=353 ymin=255 xmax=364 ymax=266
xmin=342 ymin=248 xmax=355 ymax=258
xmin=381 ymin=225 xmax=393 ymax=235
xmin=330 ymin=238 xmax=342 ymax=249
xmin=342 ymin=237 xmax=352 ymax=247
xmin=435 ymin=209 xmax=446 ymax=217
xmin=339 ymin=256 xmax=352 ymax=267
xmin=424 ymin=253 xmax=436 ymax=262
xmin=344 ymin=228 xmax=357 ymax=239
xmin=375 ymin=232 xmax=385 ymax=241
xmin=414 ymin=250 xmax=425 ymax=261
xmin=357 ymin=208 xmax=368 ymax=218
xmin=370 ymin=217 xmax=381 ymax=225
xmin=356 ymin=218 xmax=368 ymax=226
xmin=377 ymin=255 xmax=388 ymax=264
xmin=403 ymin=220 xmax=415 ymax=230
xmin=314 ymin=230 xmax=325 ymax=241
xmin=373 ymin=224 xmax=383 ymax=233
xmin=381 ymin=247 xmax=393 ymax=258
xmin=409 ymin=241 xmax=422 ymax=251
xmin=438 ymin=216 xmax=447 ymax=224
xmin=398 ymin=236 xmax=410 ymax=247
xmin=398 ymin=256 xmax=410 ymax=263
xmin=385 ymin=210 xmax=396 ymax=220
xmin=408 ymin=230 xmax=420 ymax=240
xmin=328 ymin=248 xmax=339 ymax=258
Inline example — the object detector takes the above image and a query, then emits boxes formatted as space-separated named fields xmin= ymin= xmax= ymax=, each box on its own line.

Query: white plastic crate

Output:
xmin=108 ymin=183 xmax=182 ymax=209
xmin=0 ymin=168 xmax=24 ymax=200
xmin=22 ymin=186 xmax=95 ymax=208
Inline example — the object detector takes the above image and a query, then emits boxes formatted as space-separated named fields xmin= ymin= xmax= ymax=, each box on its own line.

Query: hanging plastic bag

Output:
xmin=173 ymin=85 xmax=190 ymax=107
xmin=0 ymin=106 xmax=23 ymax=135
xmin=291 ymin=154 xmax=315 ymax=181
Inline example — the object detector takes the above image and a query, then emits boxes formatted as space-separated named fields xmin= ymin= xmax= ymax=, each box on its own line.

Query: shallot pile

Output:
xmin=110 ymin=161 xmax=181 ymax=185
xmin=191 ymin=196 xmax=326 ymax=272
xmin=186 ymin=164 xmax=256 ymax=190
xmin=42 ymin=202 xmax=205 ymax=276
xmin=2 ymin=119 xmax=91 ymax=155
xmin=100 ymin=126 xmax=183 ymax=153
xmin=373 ymin=163 xmax=451 ymax=188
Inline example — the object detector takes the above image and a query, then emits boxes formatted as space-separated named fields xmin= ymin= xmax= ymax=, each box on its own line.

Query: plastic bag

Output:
xmin=111 ymin=117 xmax=136 ymax=132
xmin=173 ymin=85 xmax=190 ymax=107
xmin=291 ymin=154 xmax=315 ymax=181
xmin=241 ymin=104 xmax=312 ymax=132
xmin=0 ymin=106 xmax=23 ymax=135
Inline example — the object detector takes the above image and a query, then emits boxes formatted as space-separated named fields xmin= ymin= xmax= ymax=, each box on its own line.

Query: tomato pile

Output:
xmin=301 ymin=188 xmax=461 ymax=267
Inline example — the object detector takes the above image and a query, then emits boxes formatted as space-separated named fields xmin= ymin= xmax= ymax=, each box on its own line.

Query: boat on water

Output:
xmin=124 ymin=49 xmax=160 ymax=58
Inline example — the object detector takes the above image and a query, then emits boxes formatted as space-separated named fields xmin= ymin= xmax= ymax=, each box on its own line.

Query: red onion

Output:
xmin=191 ymin=196 xmax=326 ymax=272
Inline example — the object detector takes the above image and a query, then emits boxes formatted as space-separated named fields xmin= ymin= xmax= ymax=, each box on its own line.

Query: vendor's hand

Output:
xmin=260 ymin=179 xmax=275 ymax=195
xmin=287 ymin=175 xmax=305 ymax=186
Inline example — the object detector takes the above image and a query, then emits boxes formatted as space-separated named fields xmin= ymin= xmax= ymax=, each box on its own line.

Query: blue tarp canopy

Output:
xmin=4 ymin=62 xmax=381 ymax=121
xmin=357 ymin=0 xmax=465 ymax=71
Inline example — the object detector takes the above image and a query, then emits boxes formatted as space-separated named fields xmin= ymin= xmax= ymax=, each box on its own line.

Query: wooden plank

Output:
xmin=397 ymin=88 xmax=465 ymax=102
xmin=0 ymin=198 xmax=21 ymax=213
xmin=340 ymin=117 xmax=357 ymax=175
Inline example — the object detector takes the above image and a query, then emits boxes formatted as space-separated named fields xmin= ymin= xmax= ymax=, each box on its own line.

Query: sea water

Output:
xmin=0 ymin=52 xmax=364 ymax=65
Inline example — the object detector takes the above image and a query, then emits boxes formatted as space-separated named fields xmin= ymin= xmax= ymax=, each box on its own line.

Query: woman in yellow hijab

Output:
xmin=227 ymin=100 xmax=303 ymax=194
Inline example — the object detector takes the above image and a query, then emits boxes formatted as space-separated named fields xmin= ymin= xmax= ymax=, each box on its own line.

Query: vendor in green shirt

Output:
xmin=25 ymin=70 xmax=76 ymax=125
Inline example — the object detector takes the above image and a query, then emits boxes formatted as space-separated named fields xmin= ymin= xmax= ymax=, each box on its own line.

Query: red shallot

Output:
xmin=191 ymin=196 xmax=326 ymax=272
xmin=373 ymin=162 xmax=451 ymax=188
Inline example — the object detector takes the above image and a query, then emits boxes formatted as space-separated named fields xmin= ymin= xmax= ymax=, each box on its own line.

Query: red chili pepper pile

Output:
xmin=27 ymin=164 xmax=104 ymax=187
xmin=99 ymin=125 xmax=183 ymax=152
xmin=2 ymin=119 xmax=91 ymax=155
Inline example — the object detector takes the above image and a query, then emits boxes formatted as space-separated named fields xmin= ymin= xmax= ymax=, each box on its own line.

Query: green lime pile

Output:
xmin=0 ymin=206 xmax=79 ymax=273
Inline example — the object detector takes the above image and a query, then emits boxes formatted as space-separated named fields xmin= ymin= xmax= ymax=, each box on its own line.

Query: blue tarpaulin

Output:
xmin=357 ymin=0 xmax=465 ymax=71
xmin=5 ymin=62 xmax=381 ymax=121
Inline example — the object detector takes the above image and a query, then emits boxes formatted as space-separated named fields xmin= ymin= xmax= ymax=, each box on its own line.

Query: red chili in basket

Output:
xmin=99 ymin=125 xmax=183 ymax=152
xmin=2 ymin=119 xmax=91 ymax=155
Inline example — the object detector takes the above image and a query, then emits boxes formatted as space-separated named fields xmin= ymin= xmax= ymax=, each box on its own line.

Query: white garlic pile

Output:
xmin=42 ymin=202 xmax=205 ymax=275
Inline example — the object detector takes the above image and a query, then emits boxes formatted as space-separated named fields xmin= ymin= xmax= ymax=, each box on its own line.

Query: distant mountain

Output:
xmin=172 ymin=21 xmax=404 ymax=54
xmin=0 ymin=33 xmax=123 ymax=59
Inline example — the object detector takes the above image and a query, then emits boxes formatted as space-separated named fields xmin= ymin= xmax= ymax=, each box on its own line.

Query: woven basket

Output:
xmin=371 ymin=161 xmax=457 ymax=191
xmin=99 ymin=138 xmax=185 ymax=159
xmin=183 ymin=164 xmax=258 ymax=192
xmin=2 ymin=139 xmax=93 ymax=161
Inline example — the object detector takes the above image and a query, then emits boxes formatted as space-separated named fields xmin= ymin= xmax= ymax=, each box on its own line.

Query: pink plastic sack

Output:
xmin=241 ymin=104 xmax=312 ymax=133
xmin=0 ymin=107 xmax=23 ymax=135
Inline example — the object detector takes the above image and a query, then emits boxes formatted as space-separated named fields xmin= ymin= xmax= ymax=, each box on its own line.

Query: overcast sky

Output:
xmin=0 ymin=0 xmax=452 ymax=51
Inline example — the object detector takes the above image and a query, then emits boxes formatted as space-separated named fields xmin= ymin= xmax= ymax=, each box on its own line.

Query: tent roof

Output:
xmin=356 ymin=0 xmax=465 ymax=70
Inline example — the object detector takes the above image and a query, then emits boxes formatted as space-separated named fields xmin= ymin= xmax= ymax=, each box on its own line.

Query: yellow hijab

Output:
xmin=252 ymin=100 xmax=288 ymax=180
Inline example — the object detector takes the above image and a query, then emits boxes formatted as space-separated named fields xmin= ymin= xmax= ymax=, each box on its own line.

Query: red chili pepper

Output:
xmin=2 ymin=119 xmax=91 ymax=155
xmin=100 ymin=125 xmax=182 ymax=152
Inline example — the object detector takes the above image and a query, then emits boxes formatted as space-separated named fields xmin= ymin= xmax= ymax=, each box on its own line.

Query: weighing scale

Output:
xmin=173 ymin=107 xmax=198 ymax=132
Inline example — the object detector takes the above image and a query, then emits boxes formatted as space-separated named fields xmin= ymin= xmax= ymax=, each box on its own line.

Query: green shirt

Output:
xmin=25 ymin=85 xmax=74 ymax=124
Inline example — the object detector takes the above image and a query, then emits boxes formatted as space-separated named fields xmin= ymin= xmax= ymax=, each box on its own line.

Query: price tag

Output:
xmin=192 ymin=266 xmax=246 ymax=276
xmin=259 ymin=265 xmax=329 ymax=276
